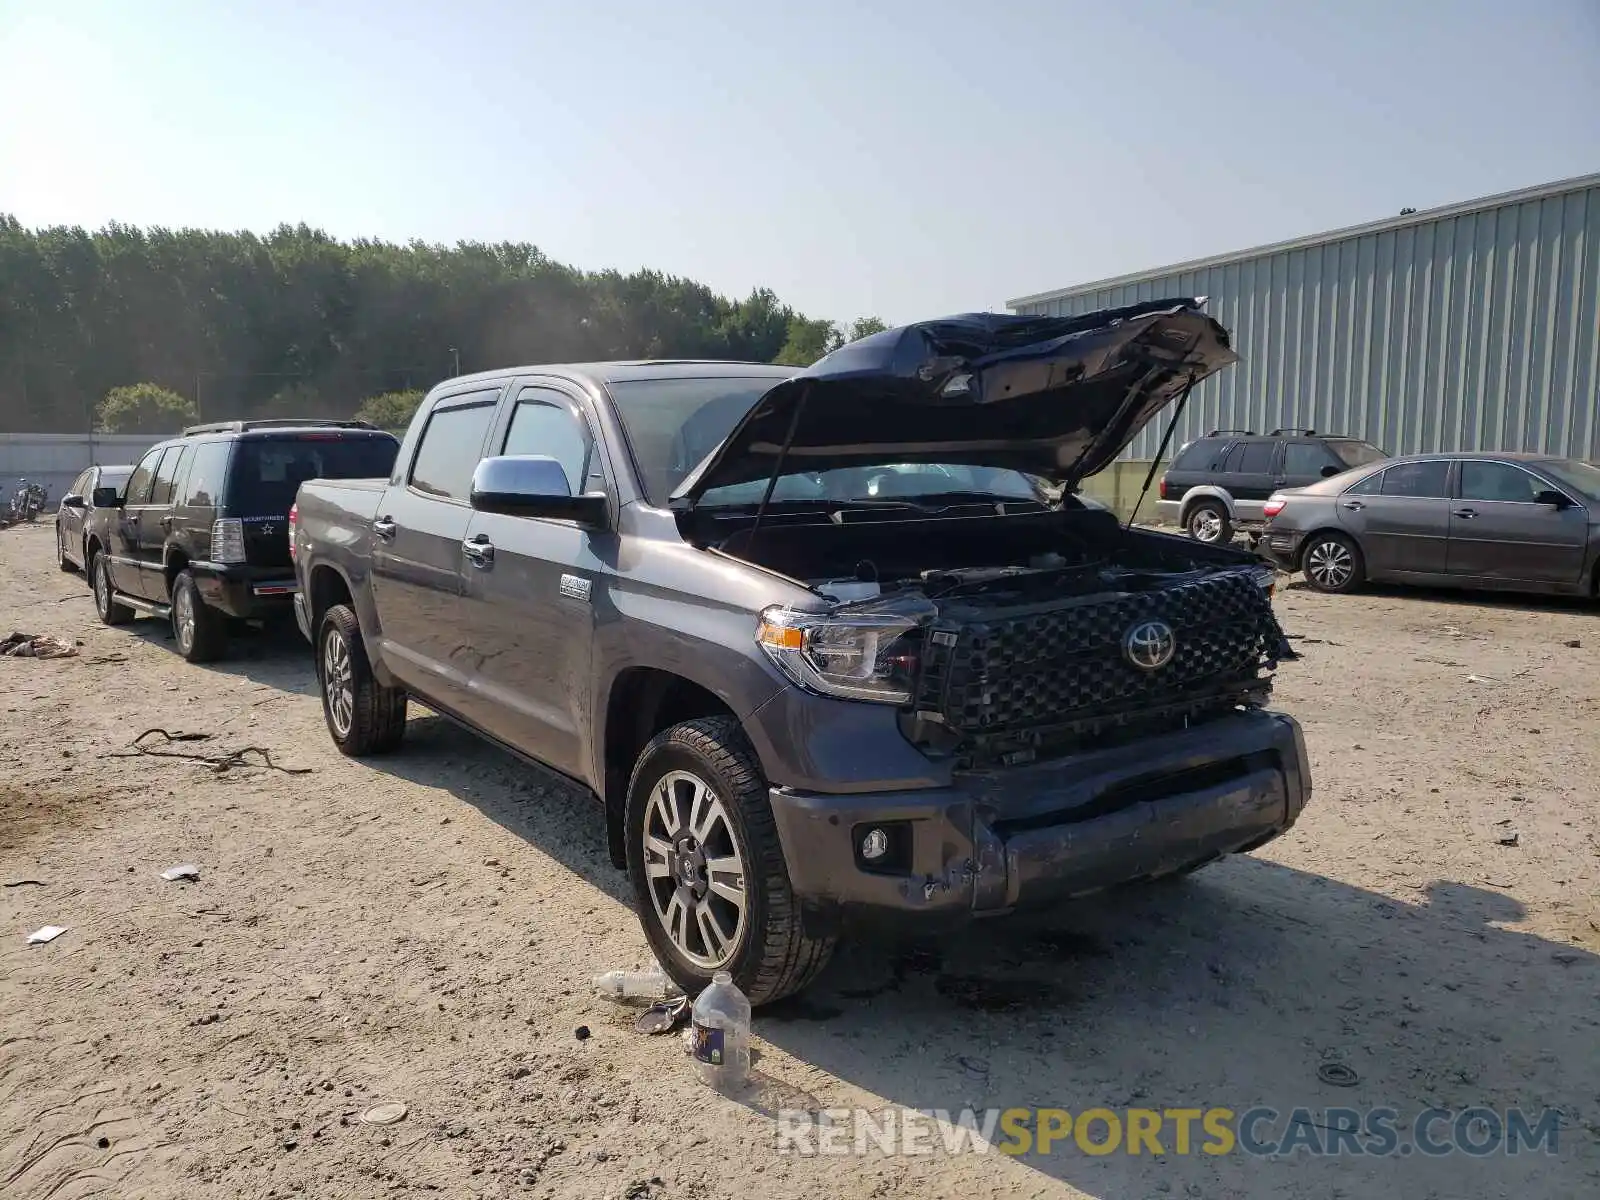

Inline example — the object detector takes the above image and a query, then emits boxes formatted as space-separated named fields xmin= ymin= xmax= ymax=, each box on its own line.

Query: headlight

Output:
xmin=756 ymin=606 xmax=921 ymax=703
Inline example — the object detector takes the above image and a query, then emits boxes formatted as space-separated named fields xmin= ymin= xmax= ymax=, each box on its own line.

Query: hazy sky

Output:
xmin=2 ymin=0 xmax=1596 ymax=325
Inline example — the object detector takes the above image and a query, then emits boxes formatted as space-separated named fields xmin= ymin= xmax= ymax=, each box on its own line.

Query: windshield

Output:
xmin=232 ymin=434 xmax=399 ymax=514
xmin=1327 ymin=439 xmax=1388 ymax=469
xmin=606 ymin=375 xmax=1044 ymax=508
xmin=1537 ymin=458 xmax=1600 ymax=501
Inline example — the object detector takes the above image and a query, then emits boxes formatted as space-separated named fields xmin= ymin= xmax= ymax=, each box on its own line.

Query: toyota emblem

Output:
xmin=1123 ymin=620 xmax=1177 ymax=670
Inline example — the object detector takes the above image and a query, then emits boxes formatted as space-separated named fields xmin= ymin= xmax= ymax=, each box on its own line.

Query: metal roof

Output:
xmin=1007 ymin=172 xmax=1600 ymax=309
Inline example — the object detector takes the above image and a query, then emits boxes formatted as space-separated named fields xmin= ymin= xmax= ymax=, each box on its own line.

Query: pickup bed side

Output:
xmin=292 ymin=478 xmax=391 ymax=676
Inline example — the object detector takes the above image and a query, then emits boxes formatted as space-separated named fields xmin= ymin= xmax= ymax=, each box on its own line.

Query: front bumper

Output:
xmin=767 ymin=710 xmax=1310 ymax=928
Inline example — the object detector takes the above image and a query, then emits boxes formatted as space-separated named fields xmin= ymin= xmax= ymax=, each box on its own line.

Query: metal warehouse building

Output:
xmin=1009 ymin=173 xmax=1600 ymax=479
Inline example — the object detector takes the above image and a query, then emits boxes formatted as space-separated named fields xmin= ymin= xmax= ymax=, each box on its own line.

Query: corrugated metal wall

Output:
xmin=1013 ymin=182 xmax=1600 ymax=464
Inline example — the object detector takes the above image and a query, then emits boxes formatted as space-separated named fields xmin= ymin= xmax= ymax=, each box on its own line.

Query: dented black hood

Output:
xmin=673 ymin=297 xmax=1237 ymax=505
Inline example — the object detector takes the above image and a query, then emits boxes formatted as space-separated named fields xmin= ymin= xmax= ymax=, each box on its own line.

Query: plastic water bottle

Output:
xmin=690 ymin=971 xmax=751 ymax=1092
xmin=592 ymin=965 xmax=681 ymax=1003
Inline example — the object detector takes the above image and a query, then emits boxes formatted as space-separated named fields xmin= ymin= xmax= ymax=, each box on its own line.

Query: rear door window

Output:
xmin=409 ymin=400 xmax=498 ymax=502
xmin=232 ymin=435 xmax=401 ymax=515
xmin=1235 ymin=441 xmax=1278 ymax=474
xmin=1381 ymin=461 xmax=1450 ymax=498
xmin=149 ymin=446 xmax=190 ymax=507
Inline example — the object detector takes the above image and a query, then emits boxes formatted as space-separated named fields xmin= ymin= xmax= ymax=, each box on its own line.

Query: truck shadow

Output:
xmin=748 ymin=862 xmax=1598 ymax=1195
xmin=1280 ymin=577 xmax=1596 ymax=615
xmin=123 ymin=618 xmax=318 ymax=696
xmin=347 ymin=714 xmax=1598 ymax=1194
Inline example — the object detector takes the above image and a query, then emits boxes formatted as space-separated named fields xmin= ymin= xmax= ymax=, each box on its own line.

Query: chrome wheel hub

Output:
xmin=94 ymin=561 xmax=108 ymax=611
xmin=322 ymin=629 xmax=355 ymax=738
xmin=1191 ymin=510 xmax=1223 ymax=542
xmin=175 ymin=588 xmax=195 ymax=651
xmin=1307 ymin=541 xmax=1353 ymax=588
xmin=642 ymin=770 xmax=747 ymax=969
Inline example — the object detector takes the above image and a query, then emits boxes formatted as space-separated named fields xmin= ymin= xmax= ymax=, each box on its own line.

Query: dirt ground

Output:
xmin=1 ymin=520 xmax=1596 ymax=1200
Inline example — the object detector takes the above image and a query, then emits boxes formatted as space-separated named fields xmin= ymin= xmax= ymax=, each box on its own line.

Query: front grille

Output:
xmin=914 ymin=571 xmax=1283 ymax=737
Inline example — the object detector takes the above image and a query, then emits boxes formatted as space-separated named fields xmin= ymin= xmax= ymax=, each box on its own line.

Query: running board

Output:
xmin=115 ymin=592 xmax=171 ymax=618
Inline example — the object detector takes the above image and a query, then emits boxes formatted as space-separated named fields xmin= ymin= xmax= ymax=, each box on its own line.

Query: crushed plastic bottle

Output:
xmin=592 ymin=965 xmax=682 ymax=1003
xmin=689 ymin=971 xmax=751 ymax=1092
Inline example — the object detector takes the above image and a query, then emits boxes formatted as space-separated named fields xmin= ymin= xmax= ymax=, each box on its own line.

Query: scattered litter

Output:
xmin=574 ymin=1025 xmax=591 ymax=1041
xmin=3 ymin=879 xmax=46 ymax=888
xmin=160 ymin=864 xmax=200 ymax=882
xmin=1441 ymin=625 xmax=1466 ymax=638
xmin=1563 ymin=638 xmax=1581 ymax=648
xmin=1496 ymin=830 xmax=1520 ymax=847
xmin=1 ymin=631 xmax=78 ymax=659
xmin=594 ymin=965 xmax=681 ymax=1003
xmin=633 ymin=997 xmax=690 ymax=1035
xmin=26 ymin=925 xmax=67 ymax=944
xmin=1317 ymin=1062 xmax=1359 ymax=1087
xmin=106 ymin=728 xmax=312 ymax=775
xmin=359 ymin=1102 xmax=408 ymax=1126
xmin=1464 ymin=674 xmax=1499 ymax=685
xmin=1493 ymin=818 xmax=1512 ymax=826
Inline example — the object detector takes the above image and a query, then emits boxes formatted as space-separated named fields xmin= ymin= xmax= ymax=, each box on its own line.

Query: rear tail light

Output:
xmin=1262 ymin=495 xmax=1287 ymax=519
xmin=288 ymin=502 xmax=298 ymax=562
xmin=1158 ymin=477 xmax=1169 ymax=500
xmin=212 ymin=518 xmax=246 ymax=563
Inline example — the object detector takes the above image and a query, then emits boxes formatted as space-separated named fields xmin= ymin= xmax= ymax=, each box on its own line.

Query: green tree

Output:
xmin=356 ymin=389 xmax=424 ymax=431
xmin=95 ymin=382 xmax=197 ymax=434
xmin=773 ymin=317 xmax=843 ymax=366
xmin=844 ymin=316 xmax=889 ymax=343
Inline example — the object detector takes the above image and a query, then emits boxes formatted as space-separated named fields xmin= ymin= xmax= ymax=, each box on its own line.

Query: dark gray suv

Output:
xmin=293 ymin=299 xmax=1313 ymax=1005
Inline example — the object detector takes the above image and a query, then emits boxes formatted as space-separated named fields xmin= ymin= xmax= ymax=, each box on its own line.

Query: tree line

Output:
xmin=0 ymin=216 xmax=887 ymax=434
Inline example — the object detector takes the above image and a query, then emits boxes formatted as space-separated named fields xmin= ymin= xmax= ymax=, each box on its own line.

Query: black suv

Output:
xmin=1157 ymin=428 xmax=1387 ymax=545
xmin=86 ymin=419 xmax=400 ymax=662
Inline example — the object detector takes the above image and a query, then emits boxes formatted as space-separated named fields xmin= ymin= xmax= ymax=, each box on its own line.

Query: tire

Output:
xmin=317 ymin=604 xmax=407 ymax=756
xmin=171 ymin=570 xmax=229 ymax=663
xmin=1300 ymin=531 xmax=1365 ymax=594
xmin=91 ymin=552 xmax=134 ymax=625
xmin=1185 ymin=499 xmax=1232 ymax=545
xmin=626 ymin=716 xmax=835 ymax=1007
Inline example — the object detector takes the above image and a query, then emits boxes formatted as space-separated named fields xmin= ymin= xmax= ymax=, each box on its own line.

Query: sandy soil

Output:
xmin=1 ymin=520 xmax=1596 ymax=1200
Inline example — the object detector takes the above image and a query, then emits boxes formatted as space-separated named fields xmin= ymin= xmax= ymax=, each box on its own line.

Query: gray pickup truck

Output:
xmin=292 ymin=298 xmax=1312 ymax=1005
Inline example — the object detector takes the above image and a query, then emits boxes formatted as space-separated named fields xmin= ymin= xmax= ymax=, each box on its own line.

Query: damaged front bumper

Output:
xmin=768 ymin=710 xmax=1310 ymax=931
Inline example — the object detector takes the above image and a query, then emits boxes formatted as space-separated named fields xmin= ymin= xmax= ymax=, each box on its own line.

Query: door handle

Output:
xmin=462 ymin=535 xmax=494 ymax=566
xmin=372 ymin=516 xmax=397 ymax=540
xmin=1340 ymin=500 xmax=1364 ymax=511
xmin=1452 ymin=508 xmax=1478 ymax=519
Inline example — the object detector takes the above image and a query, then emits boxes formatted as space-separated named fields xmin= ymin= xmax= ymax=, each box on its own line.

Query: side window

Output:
xmin=502 ymin=389 xmax=593 ymax=495
xmin=1459 ymin=461 xmax=1544 ymax=503
xmin=1344 ymin=469 xmax=1386 ymax=496
xmin=149 ymin=446 xmax=190 ymax=507
xmin=124 ymin=448 xmax=166 ymax=506
xmin=409 ymin=401 xmax=498 ymax=502
xmin=1236 ymin=441 xmax=1278 ymax=474
xmin=1283 ymin=442 xmax=1337 ymax=478
xmin=178 ymin=441 xmax=231 ymax=507
xmin=1382 ymin=460 xmax=1450 ymax=498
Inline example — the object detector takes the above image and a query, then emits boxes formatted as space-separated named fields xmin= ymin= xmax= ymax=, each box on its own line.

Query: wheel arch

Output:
xmin=1294 ymin=525 xmax=1361 ymax=572
xmin=1179 ymin=486 xmax=1234 ymax=523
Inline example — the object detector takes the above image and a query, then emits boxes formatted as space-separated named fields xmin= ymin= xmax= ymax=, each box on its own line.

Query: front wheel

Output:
xmin=626 ymin=717 xmax=835 ymax=1006
xmin=317 ymin=604 xmax=407 ymax=756
xmin=92 ymin=554 xmax=134 ymax=625
xmin=1301 ymin=532 xmax=1365 ymax=594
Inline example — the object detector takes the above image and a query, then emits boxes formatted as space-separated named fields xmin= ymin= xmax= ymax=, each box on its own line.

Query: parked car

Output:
xmin=54 ymin=464 xmax=134 ymax=572
xmin=1158 ymin=429 xmax=1388 ymax=545
xmin=86 ymin=419 xmax=400 ymax=662
xmin=1260 ymin=453 xmax=1600 ymax=597
xmin=293 ymin=299 xmax=1312 ymax=1006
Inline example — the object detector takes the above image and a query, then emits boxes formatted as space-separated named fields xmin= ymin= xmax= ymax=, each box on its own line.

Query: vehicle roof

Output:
xmin=1380 ymin=451 xmax=1571 ymax=463
xmin=441 ymin=359 xmax=799 ymax=391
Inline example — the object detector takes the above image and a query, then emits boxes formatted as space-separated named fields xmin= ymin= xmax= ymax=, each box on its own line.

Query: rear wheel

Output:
xmin=626 ymin=716 xmax=835 ymax=1006
xmin=317 ymin=604 xmax=407 ymax=755
xmin=1301 ymin=532 xmax=1364 ymax=594
xmin=1185 ymin=500 xmax=1231 ymax=545
xmin=172 ymin=570 xmax=229 ymax=662
xmin=92 ymin=553 xmax=134 ymax=625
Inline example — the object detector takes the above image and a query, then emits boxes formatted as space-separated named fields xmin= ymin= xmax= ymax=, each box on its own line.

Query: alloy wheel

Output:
xmin=174 ymin=586 xmax=196 ymax=654
xmin=1306 ymin=539 xmax=1354 ymax=589
xmin=1190 ymin=508 xmax=1224 ymax=543
xmin=94 ymin=559 xmax=110 ymax=615
xmin=322 ymin=627 xmax=355 ymax=739
xmin=640 ymin=770 xmax=748 ymax=969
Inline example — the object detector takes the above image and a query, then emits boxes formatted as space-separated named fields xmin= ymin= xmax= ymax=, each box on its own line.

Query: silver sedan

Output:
xmin=1259 ymin=453 xmax=1600 ymax=598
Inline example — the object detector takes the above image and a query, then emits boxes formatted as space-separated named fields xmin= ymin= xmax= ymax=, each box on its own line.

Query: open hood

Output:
xmin=672 ymin=297 xmax=1237 ymax=506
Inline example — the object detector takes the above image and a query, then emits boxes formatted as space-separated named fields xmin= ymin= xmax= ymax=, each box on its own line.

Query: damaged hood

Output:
xmin=673 ymin=297 xmax=1237 ymax=505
